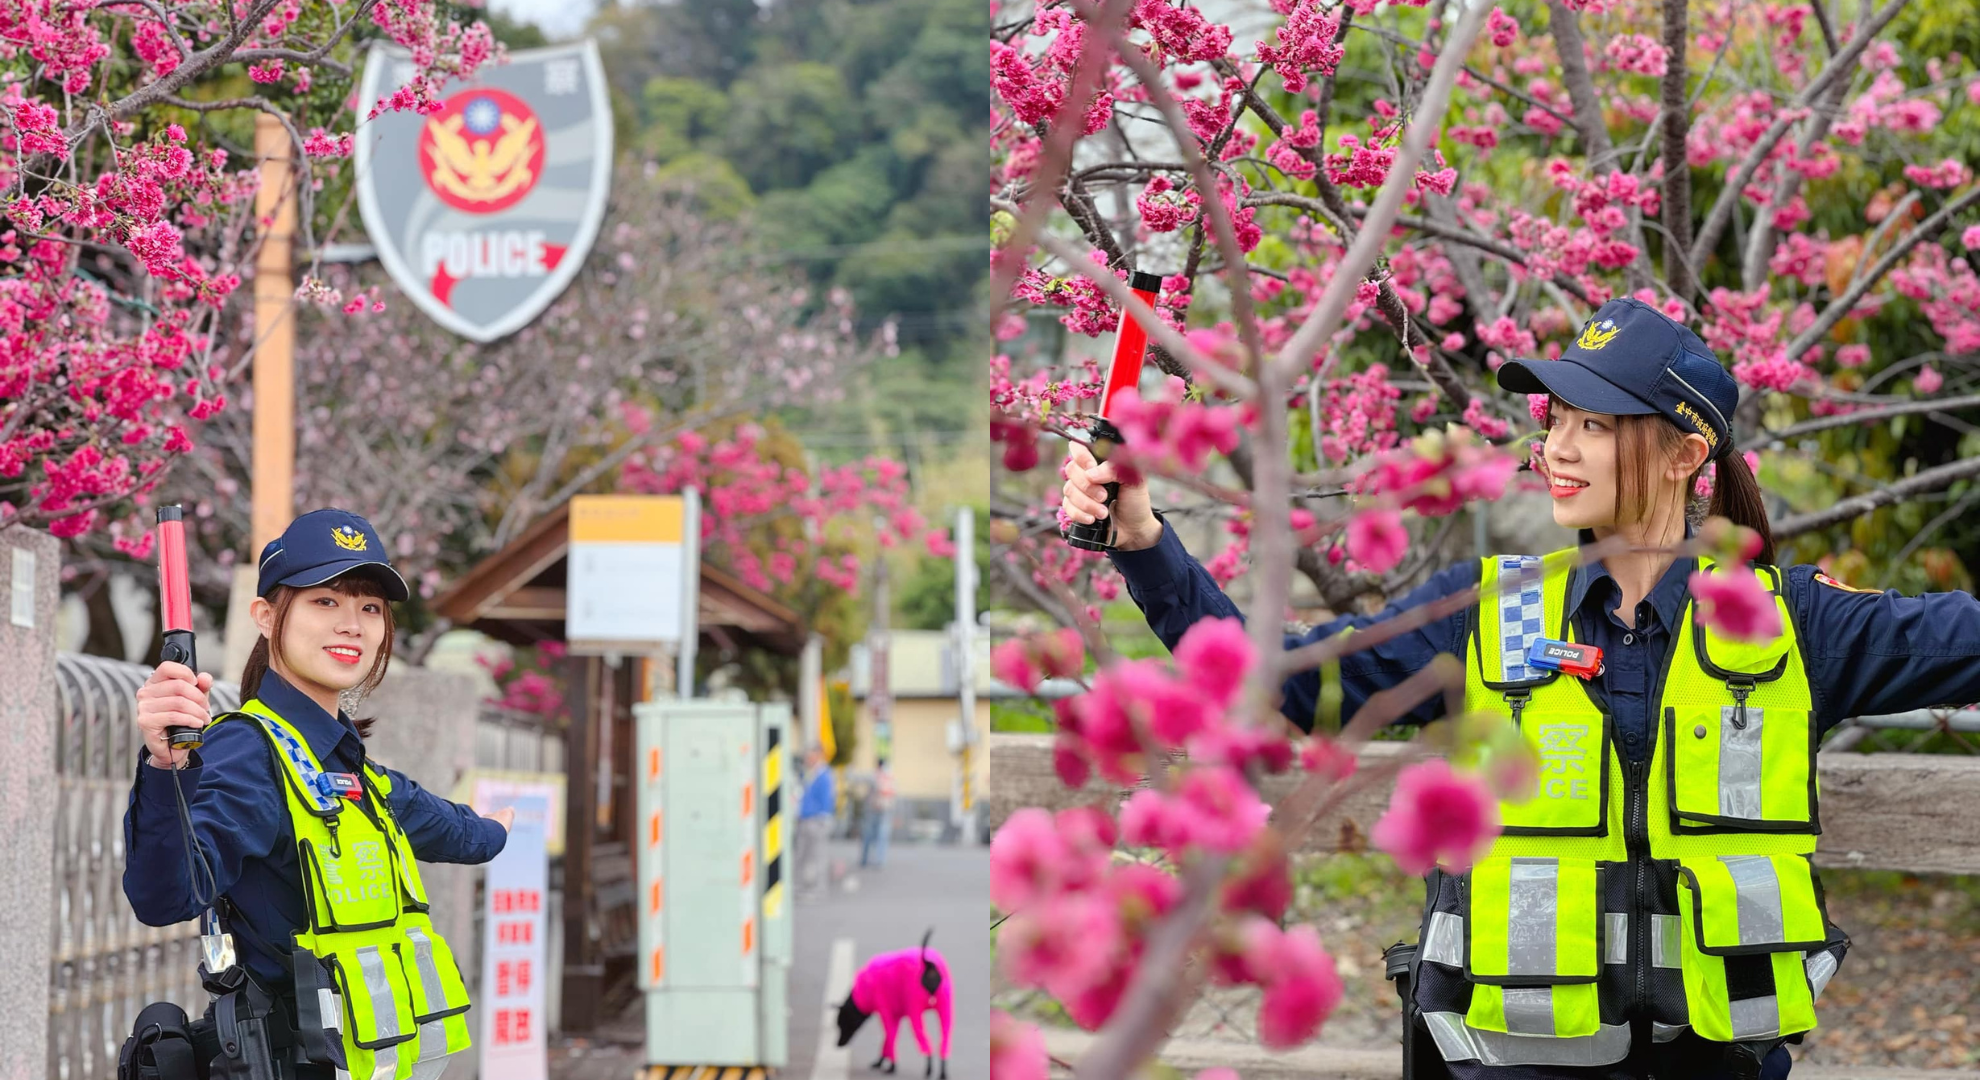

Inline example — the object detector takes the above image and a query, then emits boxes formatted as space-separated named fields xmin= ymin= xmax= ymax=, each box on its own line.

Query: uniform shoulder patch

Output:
xmin=1814 ymin=572 xmax=1880 ymax=594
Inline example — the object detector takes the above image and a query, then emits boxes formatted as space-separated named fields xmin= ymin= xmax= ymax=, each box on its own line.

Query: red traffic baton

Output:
xmin=1063 ymin=269 xmax=1163 ymax=552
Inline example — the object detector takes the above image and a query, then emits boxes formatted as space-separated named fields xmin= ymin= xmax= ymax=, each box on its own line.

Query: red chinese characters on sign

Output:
xmin=491 ymin=889 xmax=543 ymax=913
xmin=496 ymin=920 xmax=535 ymax=945
xmin=495 ymin=959 xmax=534 ymax=996
xmin=493 ymin=1007 xmax=534 ymax=1045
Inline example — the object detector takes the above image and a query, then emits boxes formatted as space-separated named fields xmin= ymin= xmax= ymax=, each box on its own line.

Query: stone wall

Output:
xmin=1 ymin=527 xmax=57 ymax=1079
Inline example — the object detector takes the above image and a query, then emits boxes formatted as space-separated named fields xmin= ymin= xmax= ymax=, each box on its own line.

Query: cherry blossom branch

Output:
xmin=1079 ymin=3 xmax=1266 ymax=374
xmin=1782 ymin=184 xmax=1980 ymax=362
xmin=1273 ymin=0 xmax=1491 ymax=388
xmin=1658 ymin=0 xmax=1694 ymax=298
xmin=1342 ymin=20 xmax=1576 ymax=132
xmin=1686 ymin=0 xmax=1912 ymax=278
xmin=1765 ymin=393 xmax=1980 ymax=440
xmin=1073 ymin=855 xmax=1229 ymax=1079
xmin=990 ymin=0 xmax=1136 ymax=314
xmin=98 ymin=0 xmax=191 ymax=63
xmin=1774 ymin=454 xmax=1980 ymax=538
xmin=1025 ymin=225 xmax=1259 ymax=400
xmin=99 ymin=0 xmax=286 ymax=127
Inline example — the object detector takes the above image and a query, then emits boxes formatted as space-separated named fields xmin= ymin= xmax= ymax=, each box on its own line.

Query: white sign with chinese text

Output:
xmin=474 ymin=781 xmax=556 ymax=1079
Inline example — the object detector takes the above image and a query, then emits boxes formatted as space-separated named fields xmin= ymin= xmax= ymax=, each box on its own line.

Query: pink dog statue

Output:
xmin=835 ymin=929 xmax=952 ymax=1077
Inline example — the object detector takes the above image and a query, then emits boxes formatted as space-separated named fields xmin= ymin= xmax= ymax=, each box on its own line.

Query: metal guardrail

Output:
xmin=47 ymin=654 xmax=241 ymax=1080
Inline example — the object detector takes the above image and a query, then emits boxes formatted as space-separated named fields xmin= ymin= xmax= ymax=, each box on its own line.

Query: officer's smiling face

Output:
xmin=276 ymin=585 xmax=389 ymax=695
xmin=1542 ymin=399 xmax=1621 ymax=531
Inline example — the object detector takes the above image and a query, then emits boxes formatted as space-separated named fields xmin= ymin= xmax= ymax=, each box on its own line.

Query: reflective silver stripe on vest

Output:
xmin=1497 ymin=556 xmax=1546 ymax=681
xmin=356 ymin=945 xmax=403 ymax=1040
xmin=1719 ymin=706 xmax=1766 ymax=819
xmin=403 ymin=927 xmax=451 ymax=1021
xmin=404 ymin=927 xmax=459 ymax=1070
xmin=1506 ymin=859 xmax=1560 ymax=976
xmin=1604 ymin=913 xmax=1627 ymax=965
xmin=1652 ymin=1021 xmax=1689 ymax=1042
xmin=1501 ymin=987 xmax=1557 ymax=1035
xmin=320 ymin=988 xmax=342 ymax=1032
xmin=1807 ymin=949 xmax=1839 ymax=1001
xmin=1421 ymin=910 xmax=1629 ymax=968
xmin=1651 ymin=914 xmax=1683 ymax=968
xmin=1729 ymin=991 xmax=1783 ymax=1040
xmin=1423 ymin=911 xmax=1465 ymax=966
xmin=1424 ymin=1011 xmax=1632 ymax=1066
xmin=1721 ymin=855 xmax=1787 ymax=945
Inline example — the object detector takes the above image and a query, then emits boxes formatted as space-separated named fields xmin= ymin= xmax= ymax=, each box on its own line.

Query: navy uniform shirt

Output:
xmin=1111 ymin=517 xmax=1980 ymax=757
xmin=123 ymin=670 xmax=507 ymax=990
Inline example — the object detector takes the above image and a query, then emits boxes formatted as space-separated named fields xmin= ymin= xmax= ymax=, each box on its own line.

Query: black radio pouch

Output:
xmin=118 ymin=1001 xmax=210 ymax=1080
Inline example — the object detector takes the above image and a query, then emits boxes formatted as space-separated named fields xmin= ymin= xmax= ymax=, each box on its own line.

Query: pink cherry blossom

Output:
xmin=1254 ymin=923 xmax=1344 ymax=1049
xmin=1370 ymin=759 xmax=1500 ymax=875
xmin=1915 ymin=365 xmax=1944 ymax=395
xmin=1300 ymin=736 xmax=1359 ymax=780
xmin=1172 ymin=616 xmax=1255 ymax=707
xmin=1689 ymin=569 xmax=1784 ymax=642
xmin=991 ymin=808 xmax=1072 ymax=911
xmin=990 ymin=1012 xmax=1047 ymax=1080
xmin=1346 ymin=507 xmax=1408 ymax=574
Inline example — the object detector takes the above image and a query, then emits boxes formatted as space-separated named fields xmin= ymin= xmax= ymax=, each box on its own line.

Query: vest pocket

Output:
xmin=1499 ymin=707 xmax=1610 ymax=836
xmin=325 ymin=941 xmax=422 ymax=1054
xmin=1460 ymin=856 xmax=1604 ymax=1038
xmin=1675 ymin=854 xmax=1827 ymax=1042
xmin=1665 ymin=705 xmax=1818 ymax=833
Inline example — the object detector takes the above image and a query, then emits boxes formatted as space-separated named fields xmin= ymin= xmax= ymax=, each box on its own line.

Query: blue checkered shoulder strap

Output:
xmin=1495 ymin=554 xmax=1547 ymax=683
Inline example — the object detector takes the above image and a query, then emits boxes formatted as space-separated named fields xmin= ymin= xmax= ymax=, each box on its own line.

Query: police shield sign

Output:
xmin=355 ymin=41 xmax=612 ymax=342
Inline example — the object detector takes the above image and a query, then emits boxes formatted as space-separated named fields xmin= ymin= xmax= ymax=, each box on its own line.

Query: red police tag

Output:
xmin=315 ymin=772 xmax=364 ymax=801
xmin=1527 ymin=638 xmax=1604 ymax=679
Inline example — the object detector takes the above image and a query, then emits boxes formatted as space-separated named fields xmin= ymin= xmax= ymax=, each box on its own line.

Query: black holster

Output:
xmin=199 ymin=963 xmax=295 ymax=1080
xmin=1384 ymin=940 xmax=1452 ymax=1080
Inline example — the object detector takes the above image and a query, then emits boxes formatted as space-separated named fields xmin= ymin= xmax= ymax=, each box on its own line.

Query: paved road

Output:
xmin=787 ymin=838 xmax=990 ymax=1080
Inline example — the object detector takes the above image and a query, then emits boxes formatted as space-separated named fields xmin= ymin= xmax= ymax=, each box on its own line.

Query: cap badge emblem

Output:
xmin=331 ymin=526 xmax=369 ymax=552
xmin=1576 ymin=319 xmax=1621 ymax=350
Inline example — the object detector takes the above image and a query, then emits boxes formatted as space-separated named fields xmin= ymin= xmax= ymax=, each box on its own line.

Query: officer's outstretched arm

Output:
xmin=121 ymin=720 xmax=284 ymax=926
xmin=1106 ymin=513 xmax=1478 ymax=735
xmin=1790 ymin=563 xmax=1980 ymax=730
xmin=379 ymin=765 xmax=510 ymax=865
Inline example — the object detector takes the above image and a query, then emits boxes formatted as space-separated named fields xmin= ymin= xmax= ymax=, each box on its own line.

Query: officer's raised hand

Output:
xmin=136 ymin=661 xmax=213 ymax=769
xmin=1060 ymin=440 xmax=1161 ymax=551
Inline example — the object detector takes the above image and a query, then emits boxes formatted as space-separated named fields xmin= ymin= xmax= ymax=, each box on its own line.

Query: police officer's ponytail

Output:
xmin=1705 ymin=446 xmax=1777 ymax=566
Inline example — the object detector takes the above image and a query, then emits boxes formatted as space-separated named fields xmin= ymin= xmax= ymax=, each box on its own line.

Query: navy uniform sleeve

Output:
xmin=1108 ymin=516 xmax=1477 ymax=733
xmin=381 ymin=765 xmax=508 ymax=865
xmin=1787 ymin=563 xmax=1980 ymax=733
xmin=122 ymin=719 xmax=285 ymax=926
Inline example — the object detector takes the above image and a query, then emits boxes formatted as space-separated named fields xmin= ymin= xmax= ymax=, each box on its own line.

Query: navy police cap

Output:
xmin=1496 ymin=297 xmax=1739 ymax=460
xmin=256 ymin=508 xmax=410 ymax=602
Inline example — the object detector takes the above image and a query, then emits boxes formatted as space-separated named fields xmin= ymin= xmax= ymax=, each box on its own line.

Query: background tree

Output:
xmin=987 ymin=0 xmax=1980 ymax=1074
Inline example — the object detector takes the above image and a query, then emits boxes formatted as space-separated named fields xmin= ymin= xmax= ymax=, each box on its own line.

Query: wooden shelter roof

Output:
xmin=432 ymin=499 xmax=805 ymax=656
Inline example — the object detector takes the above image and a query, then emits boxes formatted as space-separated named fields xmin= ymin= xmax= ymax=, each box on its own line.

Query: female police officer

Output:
xmin=1061 ymin=298 xmax=1980 ymax=1080
xmin=126 ymin=508 xmax=512 ymax=1079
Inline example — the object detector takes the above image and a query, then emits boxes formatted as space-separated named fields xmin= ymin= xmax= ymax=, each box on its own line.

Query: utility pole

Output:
xmin=952 ymin=506 xmax=976 ymax=844
xmin=868 ymin=518 xmax=891 ymax=773
xmin=223 ymin=114 xmax=296 ymax=679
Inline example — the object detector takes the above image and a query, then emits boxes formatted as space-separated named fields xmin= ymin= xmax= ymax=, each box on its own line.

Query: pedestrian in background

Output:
xmin=860 ymin=758 xmax=895 ymax=868
xmin=798 ymin=745 xmax=837 ymax=901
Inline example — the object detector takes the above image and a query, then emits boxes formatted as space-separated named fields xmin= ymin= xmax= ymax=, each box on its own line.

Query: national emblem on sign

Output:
xmin=419 ymin=89 xmax=545 ymax=214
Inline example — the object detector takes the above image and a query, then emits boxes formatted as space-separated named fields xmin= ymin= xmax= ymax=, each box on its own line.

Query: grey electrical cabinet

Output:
xmin=636 ymin=700 xmax=793 ymax=1067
